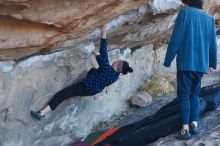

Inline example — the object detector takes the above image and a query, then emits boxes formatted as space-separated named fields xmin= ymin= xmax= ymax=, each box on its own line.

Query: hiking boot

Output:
xmin=190 ymin=123 xmax=199 ymax=135
xmin=31 ymin=111 xmax=45 ymax=120
xmin=176 ymin=130 xmax=192 ymax=140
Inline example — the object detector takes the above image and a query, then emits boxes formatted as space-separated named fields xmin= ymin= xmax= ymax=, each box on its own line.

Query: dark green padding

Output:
xmin=84 ymin=131 xmax=105 ymax=144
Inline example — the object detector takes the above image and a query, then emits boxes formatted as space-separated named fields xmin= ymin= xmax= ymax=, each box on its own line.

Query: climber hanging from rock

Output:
xmin=30 ymin=24 xmax=133 ymax=120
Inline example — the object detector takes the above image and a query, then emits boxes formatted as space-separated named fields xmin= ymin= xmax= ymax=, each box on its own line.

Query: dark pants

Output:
xmin=177 ymin=71 xmax=204 ymax=125
xmin=48 ymin=82 xmax=95 ymax=110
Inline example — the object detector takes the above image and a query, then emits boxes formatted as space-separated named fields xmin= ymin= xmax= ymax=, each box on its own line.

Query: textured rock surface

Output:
xmin=151 ymin=0 xmax=182 ymax=14
xmin=0 ymin=0 xmax=220 ymax=146
xmin=130 ymin=91 xmax=153 ymax=107
xmin=0 ymin=0 xmax=151 ymax=60
xmin=0 ymin=44 xmax=156 ymax=146
xmin=0 ymin=0 xmax=219 ymax=60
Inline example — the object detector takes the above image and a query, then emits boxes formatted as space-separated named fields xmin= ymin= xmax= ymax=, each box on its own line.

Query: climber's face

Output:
xmin=112 ymin=60 xmax=124 ymax=73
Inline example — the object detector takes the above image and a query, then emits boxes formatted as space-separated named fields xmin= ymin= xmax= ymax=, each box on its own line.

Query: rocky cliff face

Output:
xmin=0 ymin=0 xmax=151 ymax=60
xmin=0 ymin=0 xmax=218 ymax=61
xmin=0 ymin=0 xmax=220 ymax=146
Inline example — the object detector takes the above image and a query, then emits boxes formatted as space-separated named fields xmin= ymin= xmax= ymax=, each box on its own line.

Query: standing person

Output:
xmin=31 ymin=25 xmax=133 ymax=120
xmin=164 ymin=0 xmax=217 ymax=140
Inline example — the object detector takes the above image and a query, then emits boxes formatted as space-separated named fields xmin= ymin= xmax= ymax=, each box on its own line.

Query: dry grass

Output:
xmin=163 ymin=73 xmax=177 ymax=88
xmin=140 ymin=75 xmax=176 ymax=97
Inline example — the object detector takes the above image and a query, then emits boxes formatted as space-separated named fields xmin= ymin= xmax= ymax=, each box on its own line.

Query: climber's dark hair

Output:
xmin=181 ymin=0 xmax=203 ymax=9
xmin=122 ymin=61 xmax=133 ymax=75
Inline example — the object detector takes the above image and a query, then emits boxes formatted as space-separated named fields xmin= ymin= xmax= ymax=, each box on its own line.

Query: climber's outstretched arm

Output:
xmin=95 ymin=25 xmax=110 ymax=67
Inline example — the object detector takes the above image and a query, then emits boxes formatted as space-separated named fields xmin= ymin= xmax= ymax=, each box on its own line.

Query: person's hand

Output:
xmin=208 ymin=67 xmax=215 ymax=73
xmin=92 ymin=50 xmax=98 ymax=56
xmin=100 ymin=24 xmax=107 ymax=39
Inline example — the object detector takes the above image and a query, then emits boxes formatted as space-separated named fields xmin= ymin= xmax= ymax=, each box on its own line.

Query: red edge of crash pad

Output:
xmin=91 ymin=128 xmax=119 ymax=146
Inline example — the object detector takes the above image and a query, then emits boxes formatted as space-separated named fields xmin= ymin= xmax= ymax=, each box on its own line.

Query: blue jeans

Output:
xmin=177 ymin=71 xmax=204 ymax=125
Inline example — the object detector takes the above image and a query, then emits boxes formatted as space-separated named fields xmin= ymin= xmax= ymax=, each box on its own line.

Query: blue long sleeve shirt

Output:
xmin=83 ymin=39 xmax=119 ymax=94
xmin=164 ymin=7 xmax=218 ymax=73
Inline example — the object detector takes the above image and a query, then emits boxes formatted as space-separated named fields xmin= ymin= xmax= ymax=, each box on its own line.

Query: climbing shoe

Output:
xmin=176 ymin=130 xmax=192 ymax=140
xmin=31 ymin=111 xmax=45 ymax=120
xmin=190 ymin=123 xmax=199 ymax=135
